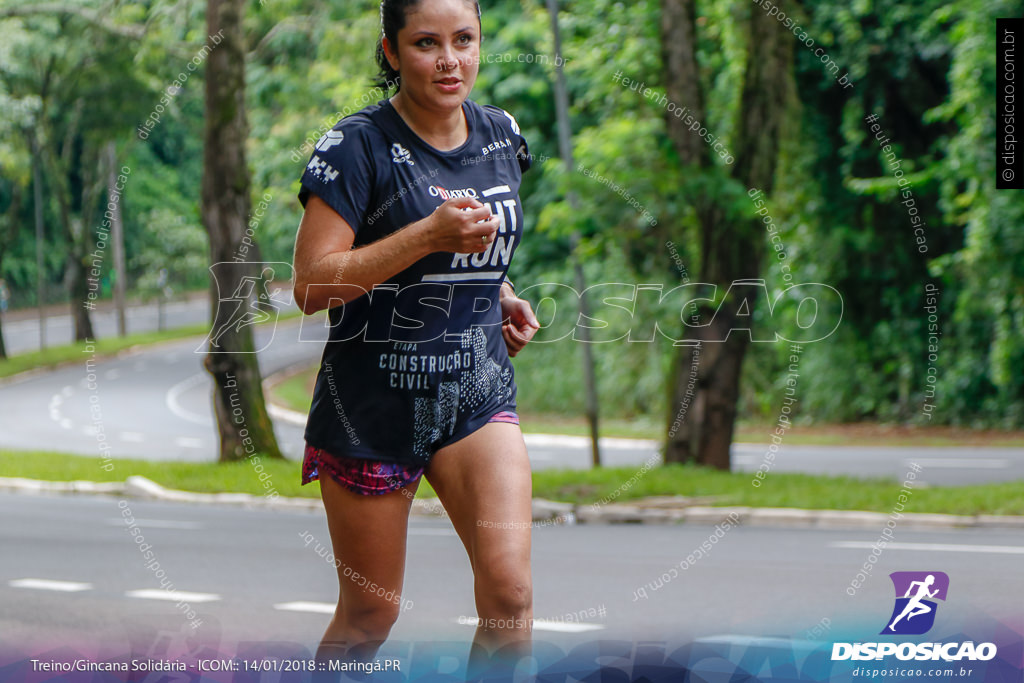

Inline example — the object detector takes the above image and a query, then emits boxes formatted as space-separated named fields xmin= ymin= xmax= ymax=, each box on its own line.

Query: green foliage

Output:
xmin=736 ymin=0 xmax=1024 ymax=427
xmin=920 ymin=0 xmax=1024 ymax=426
xmin=0 ymin=0 xmax=1017 ymax=430
xmin=132 ymin=207 xmax=209 ymax=298
xmin=531 ymin=464 xmax=1024 ymax=515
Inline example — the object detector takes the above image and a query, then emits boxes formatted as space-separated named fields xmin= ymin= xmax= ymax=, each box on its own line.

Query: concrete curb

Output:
xmin=2 ymin=475 xmax=1023 ymax=530
xmin=262 ymin=363 xmax=314 ymax=428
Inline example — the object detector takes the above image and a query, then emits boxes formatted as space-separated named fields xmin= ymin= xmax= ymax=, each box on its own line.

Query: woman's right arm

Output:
xmin=292 ymin=194 xmax=499 ymax=315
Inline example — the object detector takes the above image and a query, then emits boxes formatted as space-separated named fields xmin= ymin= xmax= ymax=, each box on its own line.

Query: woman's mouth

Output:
xmin=435 ymin=77 xmax=462 ymax=92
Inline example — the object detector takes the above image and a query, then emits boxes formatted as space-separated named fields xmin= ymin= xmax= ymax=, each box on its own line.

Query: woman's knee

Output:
xmin=494 ymin=580 xmax=532 ymax=616
xmin=342 ymin=597 xmax=401 ymax=640
xmin=475 ymin=567 xmax=532 ymax=617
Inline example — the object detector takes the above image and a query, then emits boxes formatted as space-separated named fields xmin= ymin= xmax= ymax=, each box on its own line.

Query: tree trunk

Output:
xmin=201 ymin=0 xmax=283 ymax=462
xmin=105 ymin=142 xmax=127 ymax=337
xmin=0 ymin=184 xmax=22 ymax=359
xmin=662 ymin=0 xmax=794 ymax=469
xmin=42 ymin=99 xmax=96 ymax=343
xmin=70 ymin=144 xmax=107 ymax=343
xmin=68 ymin=235 xmax=96 ymax=341
xmin=660 ymin=0 xmax=708 ymax=168
xmin=55 ymin=192 xmax=95 ymax=342
xmin=661 ymin=0 xmax=707 ymax=465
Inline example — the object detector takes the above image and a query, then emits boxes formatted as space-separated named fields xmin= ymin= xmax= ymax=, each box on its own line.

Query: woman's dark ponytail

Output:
xmin=374 ymin=0 xmax=482 ymax=93
xmin=375 ymin=0 xmax=415 ymax=92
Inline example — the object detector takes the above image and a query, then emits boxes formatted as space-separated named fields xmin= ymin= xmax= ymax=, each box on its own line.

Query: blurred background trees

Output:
xmin=0 ymin=0 xmax=1020 ymax=464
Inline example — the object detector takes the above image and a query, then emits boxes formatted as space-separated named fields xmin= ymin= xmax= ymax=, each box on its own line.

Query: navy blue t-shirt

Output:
xmin=298 ymin=98 xmax=530 ymax=465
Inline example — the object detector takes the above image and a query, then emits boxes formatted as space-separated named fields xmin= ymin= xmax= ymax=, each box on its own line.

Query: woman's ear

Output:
xmin=382 ymin=36 xmax=400 ymax=71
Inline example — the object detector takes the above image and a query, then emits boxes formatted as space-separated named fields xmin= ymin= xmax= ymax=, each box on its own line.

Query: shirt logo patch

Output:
xmin=428 ymin=185 xmax=479 ymax=200
xmin=315 ymin=130 xmax=344 ymax=152
xmin=307 ymin=156 xmax=339 ymax=182
xmin=391 ymin=143 xmax=415 ymax=166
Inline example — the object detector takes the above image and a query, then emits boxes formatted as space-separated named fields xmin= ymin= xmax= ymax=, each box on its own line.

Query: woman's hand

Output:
xmin=499 ymin=287 xmax=539 ymax=357
xmin=420 ymin=197 xmax=500 ymax=254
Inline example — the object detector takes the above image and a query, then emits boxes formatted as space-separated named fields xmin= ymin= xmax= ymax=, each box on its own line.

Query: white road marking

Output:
xmin=830 ymin=541 xmax=1024 ymax=555
xmin=105 ymin=518 xmax=203 ymax=530
xmin=175 ymin=437 xmax=207 ymax=449
xmin=166 ymin=373 xmax=212 ymax=426
xmin=906 ymin=458 xmax=1007 ymax=469
xmin=49 ymin=394 xmax=63 ymax=423
xmin=10 ymin=578 xmax=92 ymax=592
xmin=126 ymin=589 xmax=220 ymax=603
xmin=274 ymin=601 xmax=335 ymax=614
xmin=532 ymin=620 xmax=605 ymax=633
xmin=120 ymin=432 xmax=145 ymax=442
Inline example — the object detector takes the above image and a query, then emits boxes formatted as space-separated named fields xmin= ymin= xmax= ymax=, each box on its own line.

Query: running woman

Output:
xmin=291 ymin=0 xmax=539 ymax=670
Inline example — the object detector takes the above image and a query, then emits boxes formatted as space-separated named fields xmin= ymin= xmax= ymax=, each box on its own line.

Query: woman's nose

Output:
xmin=438 ymin=46 xmax=458 ymax=70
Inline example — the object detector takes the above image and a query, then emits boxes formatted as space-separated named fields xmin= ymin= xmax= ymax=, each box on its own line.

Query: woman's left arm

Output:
xmin=499 ymin=281 xmax=539 ymax=357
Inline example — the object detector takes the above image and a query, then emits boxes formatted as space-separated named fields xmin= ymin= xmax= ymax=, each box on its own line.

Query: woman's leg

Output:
xmin=425 ymin=421 xmax=533 ymax=664
xmin=316 ymin=474 xmax=418 ymax=661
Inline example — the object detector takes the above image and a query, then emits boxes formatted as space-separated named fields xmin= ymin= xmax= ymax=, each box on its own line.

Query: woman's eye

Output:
xmin=457 ymin=34 xmax=472 ymax=45
xmin=416 ymin=38 xmax=435 ymax=47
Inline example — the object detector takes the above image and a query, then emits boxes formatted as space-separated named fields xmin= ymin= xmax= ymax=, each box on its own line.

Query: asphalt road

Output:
xmin=0 ymin=317 xmax=325 ymax=461
xmin=1 ymin=296 xmax=212 ymax=356
xmin=2 ymin=492 xmax=1021 ymax=655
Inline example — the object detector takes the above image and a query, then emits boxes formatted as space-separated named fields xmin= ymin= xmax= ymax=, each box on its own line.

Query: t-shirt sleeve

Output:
xmin=515 ymin=127 xmax=531 ymax=175
xmin=484 ymin=105 xmax=531 ymax=174
xmin=297 ymin=119 xmax=376 ymax=234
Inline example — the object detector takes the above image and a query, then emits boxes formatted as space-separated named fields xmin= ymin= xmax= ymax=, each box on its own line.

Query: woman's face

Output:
xmin=384 ymin=0 xmax=481 ymax=113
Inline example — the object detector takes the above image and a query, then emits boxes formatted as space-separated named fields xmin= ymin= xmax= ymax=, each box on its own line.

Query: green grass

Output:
xmin=2 ymin=450 xmax=1021 ymax=516
xmin=533 ymin=465 xmax=1024 ymax=516
xmin=271 ymin=366 xmax=317 ymax=414
xmin=0 ymin=449 xmax=435 ymax=501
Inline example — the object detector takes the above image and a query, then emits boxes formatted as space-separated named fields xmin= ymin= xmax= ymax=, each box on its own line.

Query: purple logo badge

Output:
xmin=881 ymin=571 xmax=949 ymax=635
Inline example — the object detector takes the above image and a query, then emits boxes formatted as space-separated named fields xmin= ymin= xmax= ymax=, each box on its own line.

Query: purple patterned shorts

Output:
xmin=302 ymin=411 xmax=520 ymax=496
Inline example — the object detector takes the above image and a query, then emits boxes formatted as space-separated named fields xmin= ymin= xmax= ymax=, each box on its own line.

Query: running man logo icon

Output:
xmin=200 ymin=262 xmax=294 ymax=354
xmin=881 ymin=571 xmax=949 ymax=635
